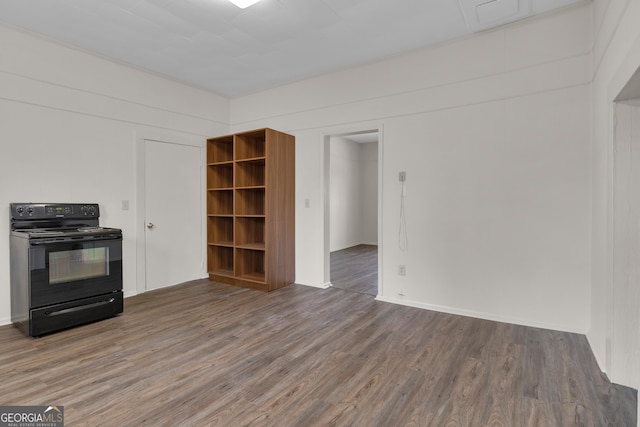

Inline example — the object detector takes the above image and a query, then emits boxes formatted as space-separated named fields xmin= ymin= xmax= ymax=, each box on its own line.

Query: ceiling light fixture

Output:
xmin=228 ymin=0 xmax=261 ymax=8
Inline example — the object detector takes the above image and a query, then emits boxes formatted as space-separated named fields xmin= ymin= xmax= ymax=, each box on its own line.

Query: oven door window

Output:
xmin=29 ymin=238 xmax=122 ymax=308
xmin=49 ymin=247 xmax=109 ymax=284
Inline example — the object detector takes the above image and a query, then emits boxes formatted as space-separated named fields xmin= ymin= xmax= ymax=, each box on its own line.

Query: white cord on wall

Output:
xmin=399 ymin=175 xmax=408 ymax=252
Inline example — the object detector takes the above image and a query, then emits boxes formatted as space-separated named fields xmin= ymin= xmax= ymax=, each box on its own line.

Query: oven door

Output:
xmin=29 ymin=236 xmax=122 ymax=308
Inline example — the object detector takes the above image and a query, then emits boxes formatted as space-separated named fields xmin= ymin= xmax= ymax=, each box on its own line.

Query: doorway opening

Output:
xmin=610 ymin=67 xmax=640 ymax=384
xmin=326 ymin=131 xmax=379 ymax=296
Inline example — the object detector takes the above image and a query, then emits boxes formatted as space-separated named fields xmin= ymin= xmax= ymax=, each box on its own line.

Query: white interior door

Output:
xmin=144 ymin=139 xmax=203 ymax=291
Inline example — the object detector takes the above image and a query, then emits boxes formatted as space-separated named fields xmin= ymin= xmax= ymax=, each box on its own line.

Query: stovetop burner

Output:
xmin=78 ymin=226 xmax=107 ymax=232
xmin=10 ymin=203 xmax=122 ymax=240
xmin=13 ymin=227 xmax=122 ymax=239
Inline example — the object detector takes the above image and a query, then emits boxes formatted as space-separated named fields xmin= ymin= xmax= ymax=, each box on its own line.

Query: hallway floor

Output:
xmin=330 ymin=244 xmax=377 ymax=295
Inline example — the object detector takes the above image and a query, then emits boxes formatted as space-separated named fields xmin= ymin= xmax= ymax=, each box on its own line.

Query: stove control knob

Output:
xmin=16 ymin=206 xmax=24 ymax=215
xmin=81 ymin=205 xmax=96 ymax=216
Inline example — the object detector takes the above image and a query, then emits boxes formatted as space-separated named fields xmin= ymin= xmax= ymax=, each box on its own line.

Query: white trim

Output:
xmin=135 ymin=137 xmax=147 ymax=296
xmin=322 ymin=135 xmax=331 ymax=285
xmin=322 ymin=123 xmax=384 ymax=295
xmin=376 ymin=125 xmax=384 ymax=299
xmin=297 ymin=281 xmax=332 ymax=289
xmin=375 ymin=295 xmax=588 ymax=335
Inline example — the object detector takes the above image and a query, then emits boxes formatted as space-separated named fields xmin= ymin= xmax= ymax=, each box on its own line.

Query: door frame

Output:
xmin=135 ymin=135 xmax=206 ymax=295
xmin=322 ymin=125 xmax=384 ymax=298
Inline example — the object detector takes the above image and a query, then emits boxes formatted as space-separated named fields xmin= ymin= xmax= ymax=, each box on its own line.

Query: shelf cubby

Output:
xmin=208 ymin=246 xmax=234 ymax=277
xmin=236 ymin=217 xmax=265 ymax=249
xmin=235 ymin=131 xmax=266 ymax=160
xmin=208 ymin=190 xmax=233 ymax=215
xmin=208 ymin=164 xmax=234 ymax=189
xmin=236 ymin=248 xmax=265 ymax=283
xmin=235 ymin=188 xmax=265 ymax=216
xmin=208 ymin=216 xmax=234 ymax=246
xmin=207 ymin=136 xmax=233 ymax=163
xmin=235 ymin=159 xmax=265 ymax=188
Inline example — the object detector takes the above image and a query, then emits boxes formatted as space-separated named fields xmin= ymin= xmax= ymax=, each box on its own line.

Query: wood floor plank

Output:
xmin=481 ymin=341 xmax=526 ymax=426
xmin=330 ymin=244 xmax=378 ymax=295
xmin=0 ymin=279 xmax=636 ymax=426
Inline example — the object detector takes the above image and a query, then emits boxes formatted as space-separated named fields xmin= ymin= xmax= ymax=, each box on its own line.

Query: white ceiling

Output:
xmin=0 ymin=0 xmax=585 ymax=97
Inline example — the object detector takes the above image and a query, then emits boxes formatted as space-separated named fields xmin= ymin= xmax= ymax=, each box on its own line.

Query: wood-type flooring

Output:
xmin=0 ymin=280 xmax=636 ymax=426
xmin=330 ymin=244 xmax=378 ymax=296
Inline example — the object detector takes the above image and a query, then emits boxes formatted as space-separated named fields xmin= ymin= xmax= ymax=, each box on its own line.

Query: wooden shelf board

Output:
xmin=209 ymin=241 xmax=234 ymax=247
xmin=235 ymin=243 xmax=265 ymax=251
xmin=209 ymin=268 xmax=234 ymax=277
xmin=236 ymin=273 xmax=266 ymax=283
xmin=208 ymin=161 xmax=234 ymax=166
xmin=235 ymin=185 xmax=266 ymax=190
xmin=235 ymin=156 xmax=266 ymax=163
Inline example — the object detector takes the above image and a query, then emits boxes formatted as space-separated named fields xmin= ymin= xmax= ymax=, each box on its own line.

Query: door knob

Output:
xmin=147 ymin=223 xmax=154 ymax=229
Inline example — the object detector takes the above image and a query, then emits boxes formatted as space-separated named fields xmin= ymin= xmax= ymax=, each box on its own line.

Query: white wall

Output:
xmin=330 ymin=136 xmax=361 ymax=251
xmin=0 ymin=24 xmax=229 ymax=325
xmin=589 ymin=0 xmax=640 ymax=395
xmin=359 ymin=141 xmax=378 ymax=246
xmin=231 ymin=4 xmax=592 ymax=333
xmin=329 ymin=137 xmax=377 ymax=251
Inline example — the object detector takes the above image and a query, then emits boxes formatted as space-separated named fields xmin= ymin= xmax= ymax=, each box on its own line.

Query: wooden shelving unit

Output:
xmin=206 ymin=128 xmax=295 ymax=292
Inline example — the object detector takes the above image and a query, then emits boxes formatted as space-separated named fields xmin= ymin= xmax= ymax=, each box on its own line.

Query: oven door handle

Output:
xmin=30 ymin=234 xmax=122 ymax=244
xmin=45 ymin=298 xmax=116 ymax=316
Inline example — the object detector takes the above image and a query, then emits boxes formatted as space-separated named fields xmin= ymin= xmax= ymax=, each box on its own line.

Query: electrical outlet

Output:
xmin=399 ymin=171 xmax=406 ymax=182
xmin=398 ymin=264 xmax=406 ymax=276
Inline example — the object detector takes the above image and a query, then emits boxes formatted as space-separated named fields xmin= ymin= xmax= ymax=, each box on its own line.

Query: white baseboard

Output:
xmin=296 ymin=281 xmax=331 ymax=289
xmin=375 ymin=295 xmax=587 ymax=335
